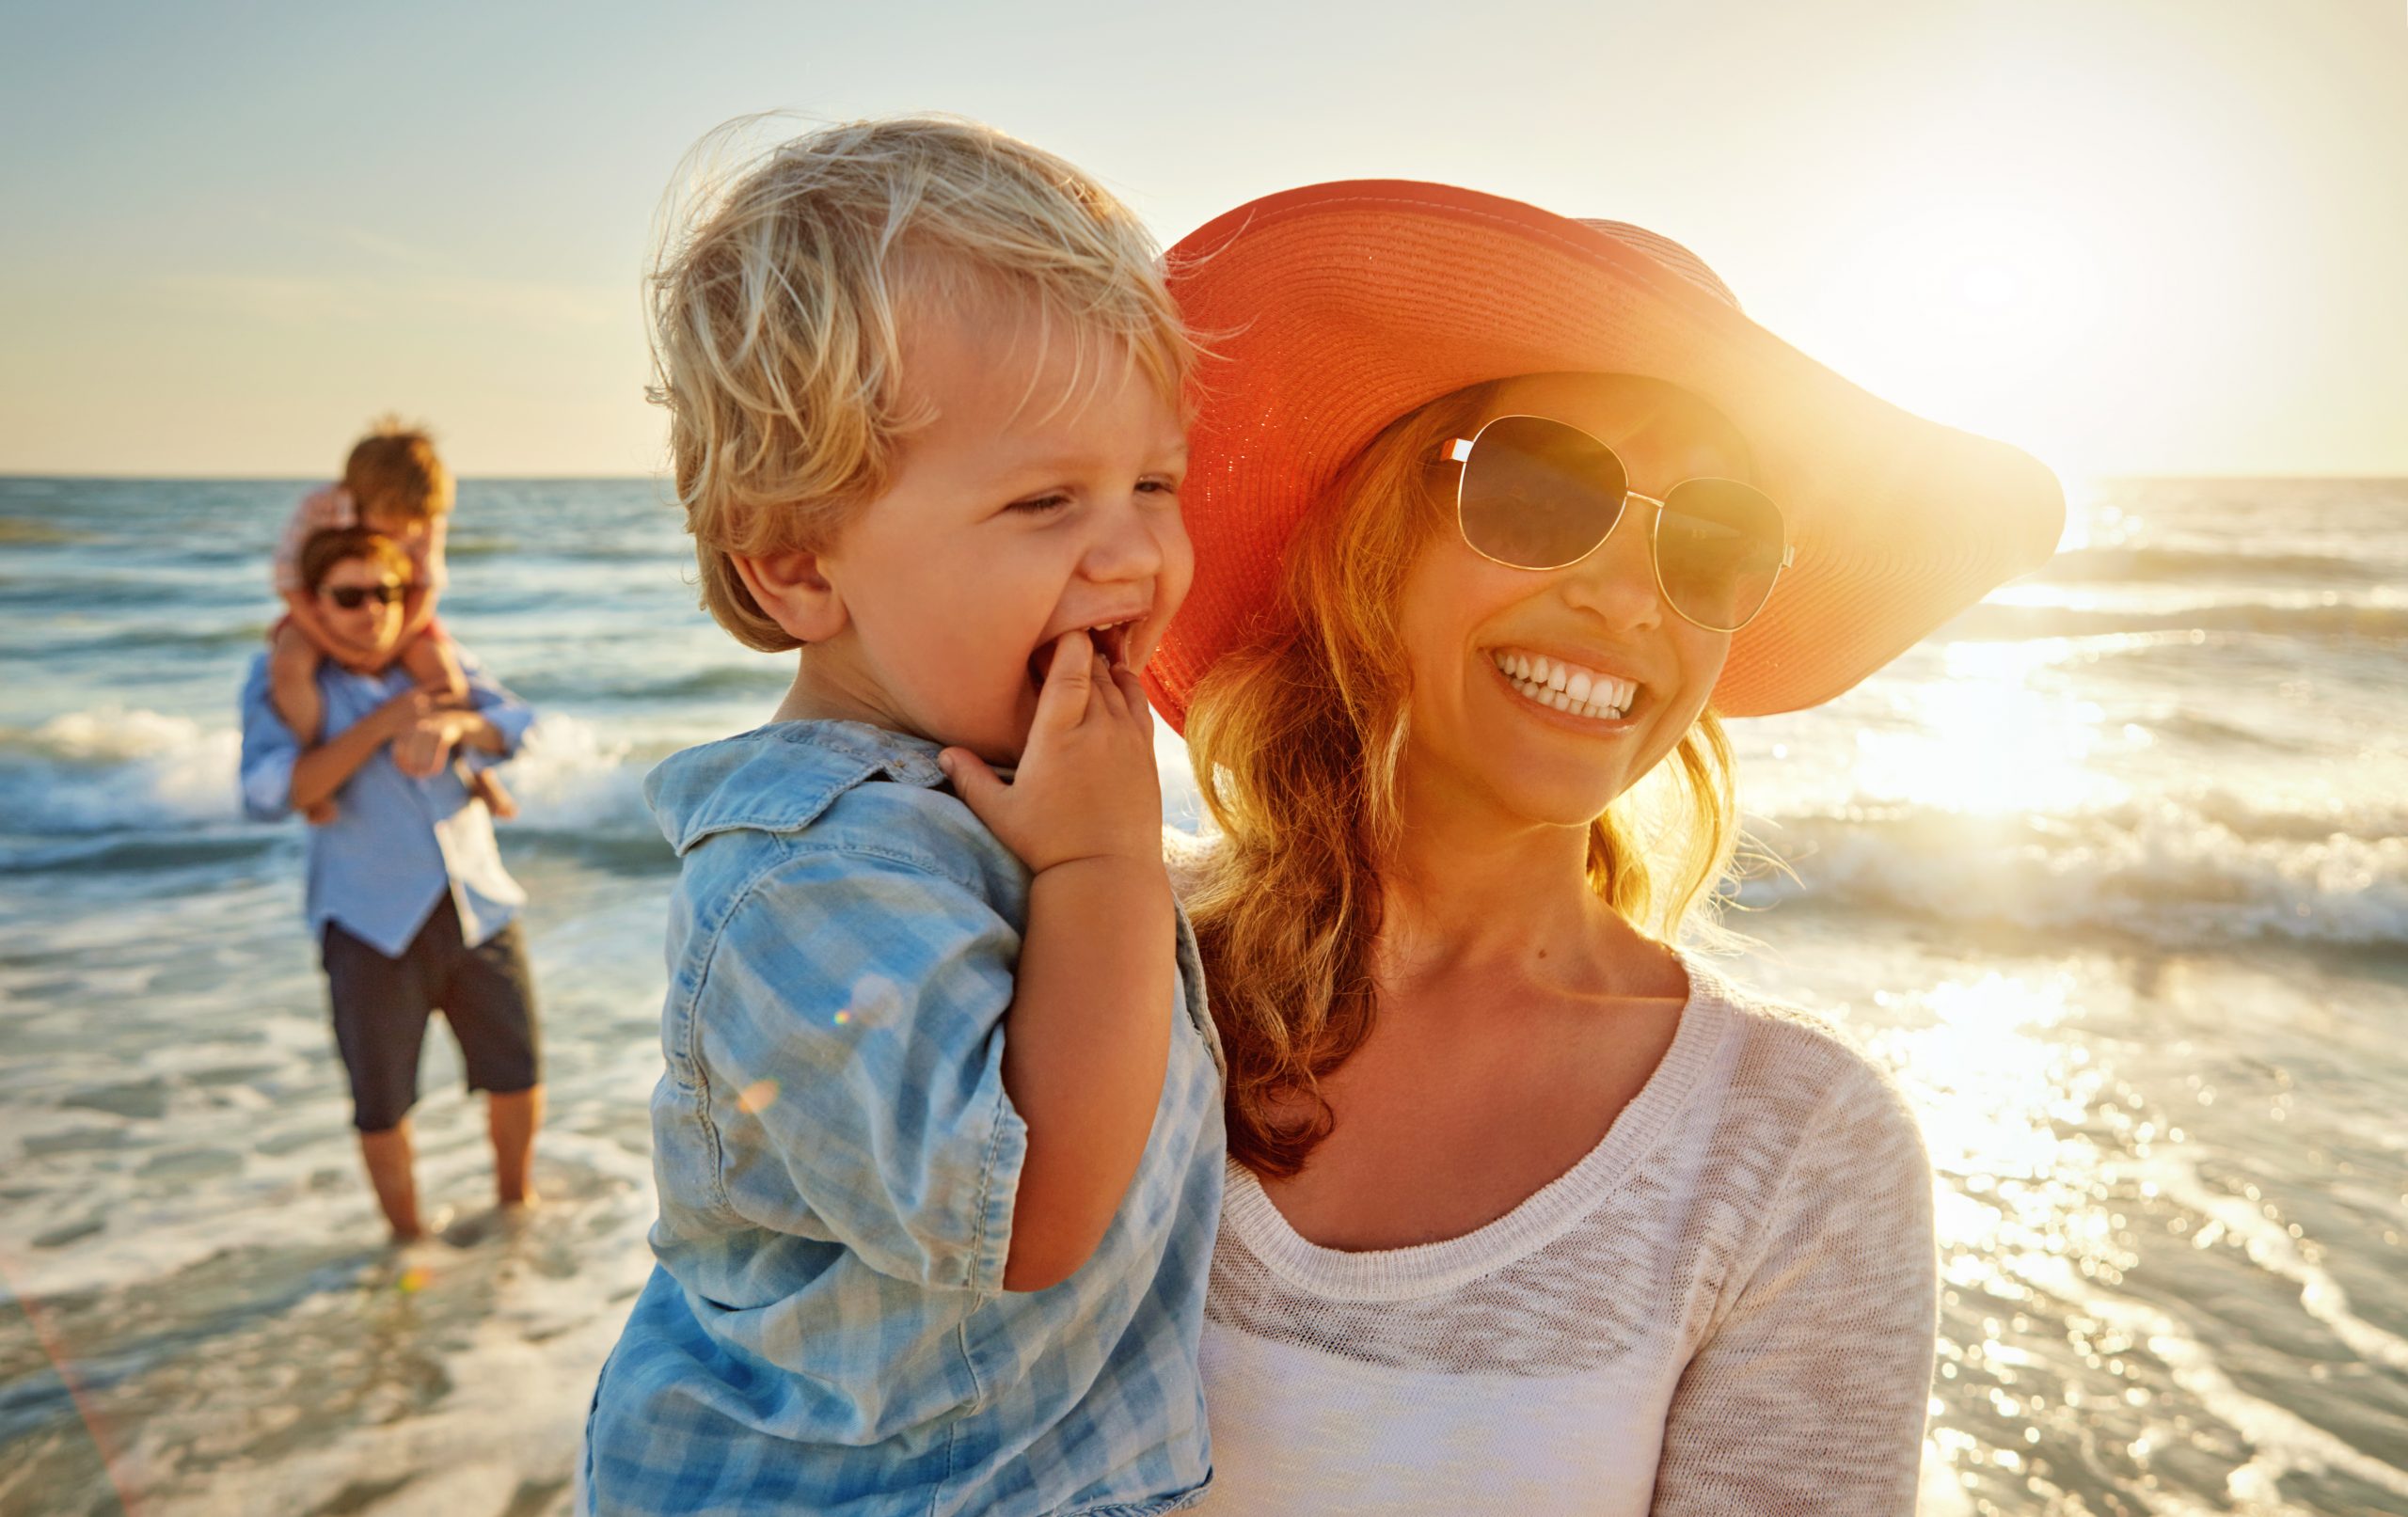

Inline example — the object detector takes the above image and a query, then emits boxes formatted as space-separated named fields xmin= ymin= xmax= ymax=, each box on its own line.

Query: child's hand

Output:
xmin=372 ymin=688 xmax=439 ymax=740
xmin=939 ymin=628 xmax=1161 ymax=877
xmin=368 ymin=690 xmax=441 ymax=774
xmin=390 ymin=705 xmax=484 ymax=779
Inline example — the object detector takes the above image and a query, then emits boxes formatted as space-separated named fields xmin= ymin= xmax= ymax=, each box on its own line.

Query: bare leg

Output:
xmin=401 ymin=632 xmax=518 ymax=819
xmin=270 ymin=621 xmax=338 ymax=825
xmin=487 ymin=1085 xmax=542 ymax=1208
xmin=358 ymin=1120 xmax=424 ymax=1241
xmin=468 ymin=767 xmax=519 ymax=821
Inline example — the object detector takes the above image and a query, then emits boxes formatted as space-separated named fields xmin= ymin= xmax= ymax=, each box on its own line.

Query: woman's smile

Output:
xmin=1485 ymin=646 xmax=1647 ymax=727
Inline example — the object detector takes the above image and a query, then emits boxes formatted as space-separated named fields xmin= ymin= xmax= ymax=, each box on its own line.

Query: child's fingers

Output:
xmin=936 ymin=748 xmax=1006 ymax=821
xmin=1033 ymin=628 xmax=1096 ymax=731
xmin=384 ymin=689 xmax=436 ymax=730
xmin=1088 ymin=654 xmax=1130 ymax=721
xmin=1108 ymin=662 xmax=1153 ymax=732
xmin=391 ymin=727 xmax=436 ymax=778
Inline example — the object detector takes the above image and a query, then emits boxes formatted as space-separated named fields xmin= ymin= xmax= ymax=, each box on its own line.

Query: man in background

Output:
xmin=237 ymin=525 xmax=544 ymax=1242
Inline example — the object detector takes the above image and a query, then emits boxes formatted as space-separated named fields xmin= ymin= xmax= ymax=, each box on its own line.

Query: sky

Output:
xmin=1 ymin=0 xmax=2403 ymax=480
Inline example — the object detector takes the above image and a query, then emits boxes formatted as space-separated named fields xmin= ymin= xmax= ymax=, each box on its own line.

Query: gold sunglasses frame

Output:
xmin=1440 ymin=414 xmax=1796 ymax=634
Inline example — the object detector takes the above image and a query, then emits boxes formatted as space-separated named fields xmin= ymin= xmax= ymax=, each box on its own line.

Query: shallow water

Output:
xmin=2 ymin=475 xmax=2403 ymax=1514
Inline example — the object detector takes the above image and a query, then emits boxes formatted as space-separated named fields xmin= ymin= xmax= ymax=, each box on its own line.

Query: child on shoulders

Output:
xmin=580 ymin=117 xmax=1224 ymax=1516
xmin=268 ymin=420 xmax=515 ymax=823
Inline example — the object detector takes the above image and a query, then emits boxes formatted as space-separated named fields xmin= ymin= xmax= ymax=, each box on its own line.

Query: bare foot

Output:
xmin=444 ymin=1198 xmax=539 ymax=1246
xmin=384 ymin=1202 xmax=454 ymax=1249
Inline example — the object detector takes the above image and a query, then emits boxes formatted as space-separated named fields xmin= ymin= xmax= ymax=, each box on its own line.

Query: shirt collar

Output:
xmin=646 ymin=719 xmax=951 ymax=856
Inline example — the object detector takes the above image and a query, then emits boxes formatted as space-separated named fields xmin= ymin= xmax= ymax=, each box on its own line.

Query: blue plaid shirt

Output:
xmin=583 ymin=720 xmax=1225 ymax=1516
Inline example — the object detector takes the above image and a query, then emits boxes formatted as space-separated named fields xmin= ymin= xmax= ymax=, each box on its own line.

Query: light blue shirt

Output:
xmin=236 ymin=647 xmax=536 ymax=956
xmin=582 ymin=719 xmax=1226 ymax=1517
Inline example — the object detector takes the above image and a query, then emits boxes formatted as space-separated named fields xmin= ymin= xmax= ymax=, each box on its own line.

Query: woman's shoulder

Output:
xmin=1676 ymin=956 xmax=1926 ymax=1156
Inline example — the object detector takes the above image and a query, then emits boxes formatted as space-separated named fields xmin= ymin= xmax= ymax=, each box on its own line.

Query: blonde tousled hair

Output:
xmin=648 ymin=114 xmax=1196 ymax=651
xmin=341 ymin=418 xmax=452 ymax=523
xmin=1183 ymin=382 xmax=1747 ymax=1179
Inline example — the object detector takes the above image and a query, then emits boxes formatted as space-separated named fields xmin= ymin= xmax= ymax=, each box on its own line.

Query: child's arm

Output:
xmin=278 ymin=589 xmax=340 ymax=658
xmin=389 ymin=645 xmax=533 ymax=776
xmin=939 ymin=629 xmax=1177 ymax=1293
xmin=394 ymin=584 xmax=441 ymax=650
xmin=288 ymin=690 xmax=439 ymax=811
xmin=240 ymin=654 xmax=431 ymax=820
xmin=392 ymin=516 xmax=448 ymax=648
xmin=278 ymin=589 xmax=406 ymax=676
xmin=268 ymin=617 xmax=326 ymax=745
xmin=399 ymin=625 xmax=470 ymax=703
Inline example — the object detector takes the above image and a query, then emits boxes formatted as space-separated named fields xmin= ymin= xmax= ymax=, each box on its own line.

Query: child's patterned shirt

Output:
xmin=583 ymin=719 xmax=1225 ymax=1516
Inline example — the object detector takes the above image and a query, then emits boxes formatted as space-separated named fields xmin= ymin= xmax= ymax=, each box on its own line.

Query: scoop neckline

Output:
xmin=1219 ymin=955 xmax=1736 ymax=1302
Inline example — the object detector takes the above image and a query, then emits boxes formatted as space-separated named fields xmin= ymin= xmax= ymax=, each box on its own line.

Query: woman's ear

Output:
xmin=733 ymin=549 xmax=848 ymax=644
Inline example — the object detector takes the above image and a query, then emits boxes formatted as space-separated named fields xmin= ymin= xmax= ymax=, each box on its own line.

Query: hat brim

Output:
xmin=1145 ymin=180 xmax=2065 ymax=732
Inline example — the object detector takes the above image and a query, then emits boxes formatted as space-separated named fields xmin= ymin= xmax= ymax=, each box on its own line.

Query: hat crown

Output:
xmin=1575 ymin=219 xmax=1743 ymax=314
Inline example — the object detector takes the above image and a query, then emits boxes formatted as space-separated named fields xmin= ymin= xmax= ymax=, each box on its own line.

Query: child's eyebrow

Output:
xmin=989 ymin=438 xmax=1189 ymax=480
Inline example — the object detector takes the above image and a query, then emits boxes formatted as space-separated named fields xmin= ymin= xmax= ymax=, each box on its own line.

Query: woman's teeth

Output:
xmin=1492 ymin=651 xmax=1634 ymax=720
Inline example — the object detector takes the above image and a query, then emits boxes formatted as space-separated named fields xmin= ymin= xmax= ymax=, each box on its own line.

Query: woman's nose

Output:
xmin=1558 ymin=502 xmax=1664 ymax=629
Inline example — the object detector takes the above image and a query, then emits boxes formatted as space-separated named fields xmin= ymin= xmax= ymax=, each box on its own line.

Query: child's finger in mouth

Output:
xmin=1027 ymin=626 xmax=1095 ymax=692
xmin=1028 ymin=621 xmax=1140 ymax=691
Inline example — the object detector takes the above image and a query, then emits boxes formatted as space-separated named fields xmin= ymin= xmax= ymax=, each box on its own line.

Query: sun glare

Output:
xmin=1954 ymin=261 xmax=2022 ymax=311
xmin=1778 ymin=163 xmax=2132 ymax=482
xmin=1849 ymin=641 xmax=2126 ymax=819
xmin=1849 ymin=197 xmax=2098 ymax=375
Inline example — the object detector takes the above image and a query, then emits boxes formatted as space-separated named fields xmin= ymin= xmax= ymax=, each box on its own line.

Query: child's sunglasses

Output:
xmin=1439 ymin=415 xmax=1794 ymax=633
xmin=322 ymin=583 xmax=404 ymax=610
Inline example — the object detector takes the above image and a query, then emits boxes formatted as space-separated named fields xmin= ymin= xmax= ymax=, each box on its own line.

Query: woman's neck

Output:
xmin=1376 ymin=766 xmax=1668 ymax=1001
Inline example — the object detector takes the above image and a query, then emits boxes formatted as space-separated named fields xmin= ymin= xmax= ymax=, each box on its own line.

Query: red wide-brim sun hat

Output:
xmin=1143 ymin=180 xmax=2066 ymax=733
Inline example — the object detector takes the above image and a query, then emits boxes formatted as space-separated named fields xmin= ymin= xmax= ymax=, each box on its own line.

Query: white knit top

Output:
xmin=1194 ymin=960 xmax=1939 ymax=1515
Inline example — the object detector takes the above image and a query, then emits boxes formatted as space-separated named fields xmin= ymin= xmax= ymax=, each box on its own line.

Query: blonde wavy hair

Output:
xmin=341 ymin=418 xmax=452 ymax=523
xmin=648 ymin=114 xmax=1196 ymax=651
xmin=1183 ymin=381 xmax=1748 ymax=1179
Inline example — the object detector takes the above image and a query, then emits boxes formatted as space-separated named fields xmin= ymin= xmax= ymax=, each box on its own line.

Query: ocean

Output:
xmin=2 ymin=475 xmax=2403 ymax=1516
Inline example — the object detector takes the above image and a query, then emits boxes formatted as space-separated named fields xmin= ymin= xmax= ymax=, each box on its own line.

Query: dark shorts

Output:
xmin=321 ymin=895 xmax=541 ymax=1132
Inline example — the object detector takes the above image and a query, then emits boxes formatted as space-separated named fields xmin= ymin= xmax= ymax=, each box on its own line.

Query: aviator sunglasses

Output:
xmin=1440 ymin=415 xmax=1794 ymax=633
xmin=321 ymin=582 xmax=405 ymax=610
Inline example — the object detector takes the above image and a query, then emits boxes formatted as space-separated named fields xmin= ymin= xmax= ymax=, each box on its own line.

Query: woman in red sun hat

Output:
xmin=1151 ymin=182 xmax=2062 ymax=1513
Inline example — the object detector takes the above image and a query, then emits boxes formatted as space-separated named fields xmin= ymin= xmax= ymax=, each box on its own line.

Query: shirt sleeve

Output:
xmin=686 ymin=845 xmax=1028 ymax=1296
xmin=1650 ymin=1062 xmax=1940 ymax=1516
xmin=452 ymin=647 xmax=534 ymax=766
xmin=235 ymin=657 xmax=299 ymax=823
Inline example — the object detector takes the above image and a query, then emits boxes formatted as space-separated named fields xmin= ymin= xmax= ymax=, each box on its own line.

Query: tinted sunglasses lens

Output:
xmin=1458 ymin=416 xmax=1627 ymax=570
xmin=328 ymin=585 xmax=400 ymax=609
xmin=1654 ymin=481 xmax=1785 ymax=630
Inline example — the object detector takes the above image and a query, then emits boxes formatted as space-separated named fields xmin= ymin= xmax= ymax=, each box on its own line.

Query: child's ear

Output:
xmin=733 ymin=549 xmax=848 ymax=644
